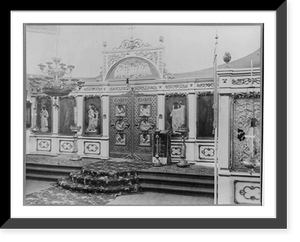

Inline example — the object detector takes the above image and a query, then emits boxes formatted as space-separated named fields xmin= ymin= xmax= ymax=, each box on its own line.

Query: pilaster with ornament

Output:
xmin=76 ymin=95 xmax=84 ymax=136
xmin=30 ymin=95 xmax=38 ymax=133
xmin=51 ymin=96 xmax=59 ymax=135
xmin=102 ymin=94 xmax=109 ymax=137
xmin=157 ymin=93 xmax=165 ymax=130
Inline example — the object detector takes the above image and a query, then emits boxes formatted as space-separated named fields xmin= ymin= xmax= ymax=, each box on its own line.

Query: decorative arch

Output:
xmin=105 ymin=57 xmax=160 ymax=81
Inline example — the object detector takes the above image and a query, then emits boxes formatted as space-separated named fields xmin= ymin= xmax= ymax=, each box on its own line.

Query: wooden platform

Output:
xmin=26 ymin=155 xmax=215 ymax=196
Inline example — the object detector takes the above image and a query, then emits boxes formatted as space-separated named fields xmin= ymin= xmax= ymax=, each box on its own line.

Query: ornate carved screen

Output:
xmin=231 ymin=92 xmax=261 ymax=173
xmin=109 ymin=91 xmax=157 ymax=161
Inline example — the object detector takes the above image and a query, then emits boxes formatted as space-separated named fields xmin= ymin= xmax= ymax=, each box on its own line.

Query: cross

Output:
xmin=128 ymin=26 xmax=135 ymax=39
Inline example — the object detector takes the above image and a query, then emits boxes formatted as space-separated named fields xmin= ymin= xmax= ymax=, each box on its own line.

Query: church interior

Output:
xmin=25 ymin=25 xmax=262 ymax=205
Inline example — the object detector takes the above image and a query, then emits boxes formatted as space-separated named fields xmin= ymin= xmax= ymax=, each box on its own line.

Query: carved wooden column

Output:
xmin=101 ymin=94 xmax=109 ymax=159
xmin=76 ymin=95 xmax=84 ymax=135
xmin=30 ymin=95 xmax=38 ymax=132
xmin=52 ymin=97 xmax=59 ymax=135
xmin=102 ymin=94 xmax=109 ymax=137
xmin=188 ymin=92 xmax=196 ymax=139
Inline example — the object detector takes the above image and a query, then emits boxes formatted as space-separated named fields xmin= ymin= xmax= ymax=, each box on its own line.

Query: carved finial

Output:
xmin=215 ymin=32 xmax=218 ymax=43
xmin=223 ymin=52 xmax=231 ymax=66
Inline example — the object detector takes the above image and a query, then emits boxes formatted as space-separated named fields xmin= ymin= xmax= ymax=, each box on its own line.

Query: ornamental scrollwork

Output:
xmin=232 ymin=77 xmax=260 ymax=85
xmin=163 ymin=63 xmax=174 ymax=79
xmin=232 ymin=92 xmax=260 ymax=101
xmin=36 ymin=95 xmax=52 ymax=100
xmin=239 ymin=185 xmax=260 ymax=201
xmin=84 ymin=95 xmax=101 ymax=100
xmin=107 ymin=53 xmax=127 ymax=68
xmin=197 ymin=91 xmax=213 ymax=97
xmin=135 ymin=51 xmax=158 ymax=65
xmin=113 ymin=38 xmax=151 ymax=50
xmin=196 ymin=83 xmax=214 ymax=88
xmin=165 ymin=93 xmax=188 ymax=99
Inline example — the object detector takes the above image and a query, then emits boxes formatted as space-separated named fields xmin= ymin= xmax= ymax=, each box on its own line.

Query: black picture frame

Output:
xmin=5 ymin=3 xmax=287 ymax=229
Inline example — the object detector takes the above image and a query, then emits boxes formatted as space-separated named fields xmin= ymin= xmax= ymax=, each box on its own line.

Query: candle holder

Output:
xmin=153 ymin=132 xmax=162 ymax=167
xmin=70 ymin=124 xmax=82 ymax=161
xmin=176 ymin=127 xmax=190 ymax=168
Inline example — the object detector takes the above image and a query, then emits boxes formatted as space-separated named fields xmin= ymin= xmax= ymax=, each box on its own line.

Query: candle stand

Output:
xmin=70 ymin=124 xmax=82 ymax=161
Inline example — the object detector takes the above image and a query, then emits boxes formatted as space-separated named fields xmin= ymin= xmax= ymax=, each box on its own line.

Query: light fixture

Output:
xmin=29 ymin=57 xmax=84 ymax=107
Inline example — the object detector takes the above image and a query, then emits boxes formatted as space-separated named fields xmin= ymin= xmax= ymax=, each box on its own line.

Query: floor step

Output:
xmin=26 ymin=167 xmax=73 ymax=176
xmin=138 ymin=173 xmax=214 ymax=185
xmin=26 ymin=173 xmax=63 ymax=182
xmin=26 ymin=162 xmax=82 ymax=170
xmin=140 ymin=182 xmax=214 ymax=195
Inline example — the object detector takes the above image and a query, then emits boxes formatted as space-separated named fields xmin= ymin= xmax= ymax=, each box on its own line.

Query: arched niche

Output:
xmin=105 ymin=57 xmax=160 ymax=81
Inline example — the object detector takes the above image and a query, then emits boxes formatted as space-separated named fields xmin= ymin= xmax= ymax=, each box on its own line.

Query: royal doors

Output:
xmin=109 ymin=90 xmax=157 ymax=161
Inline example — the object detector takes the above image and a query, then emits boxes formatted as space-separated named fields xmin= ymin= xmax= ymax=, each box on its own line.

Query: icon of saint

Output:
xmin=116 ymin=105 xmax=126 ymax=116
xmin=86 ymin=104 xmax=99 ymax=133
xmin=170 ymin=101 xmax=186 ymax=130
xmin=40 ymin=105 xmax=49 ymax=132
xmin=140 ymin=104 xmax=150 ymax=116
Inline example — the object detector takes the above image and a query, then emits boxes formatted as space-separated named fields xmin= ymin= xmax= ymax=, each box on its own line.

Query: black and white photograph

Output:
xmin=23 ymin=23 xmax=263 ymax=207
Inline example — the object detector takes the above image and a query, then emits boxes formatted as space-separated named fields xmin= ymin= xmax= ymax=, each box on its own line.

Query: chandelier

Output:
xmin=29 ymin=57 xmax=84 ymax=100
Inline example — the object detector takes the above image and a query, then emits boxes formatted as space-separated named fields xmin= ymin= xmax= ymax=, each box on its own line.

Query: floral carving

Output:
xmin=165 ymin=93 xmax=188 ymax=99
xmin=135 ymin=51 xmax=158 ymax=64
xmin=86 ymin=143 xmax=99 ymax=152
xmin=239 ymin=185 xmax=260 ymax=201
xmin=107 ymin=53 xmax=127 ymax=68
xmin=39 ymin=140 xmax=50 ymax=148
xmin=113 ymin=38 xmax=151 ymax=50
xmin=197 ymin=91 xmax=213 ymax=97
xmin=232 ymin=77 xmax=260 ymax=85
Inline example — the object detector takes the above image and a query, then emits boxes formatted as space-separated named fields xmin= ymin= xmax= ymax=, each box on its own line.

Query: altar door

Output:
xmin=109 ymin=92 xmax=157 ymax=161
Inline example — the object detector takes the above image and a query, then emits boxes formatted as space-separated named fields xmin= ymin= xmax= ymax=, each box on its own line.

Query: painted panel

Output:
xmin=59 ymin=97 xmax=75 ymax=135
xmin=199 ymin=145 xmax=215 ymax=160
xmin=84 ymin=141 xmax=100 ymax=155
xmin=59 ymin=140 xmax=74 ymax=153
xmin=171 ymin=145 xmax=181 ymax=158
xmin=234 ymin=181 xmax=261 ymax=205
xmin=197 ymin=94 xmax=214 ymax=138
xmin=36 ymin=96 xmax=52 ymax=133
xmin=165 ymin=93 xmax=188 ymax=137
xmin=231 ymin=94 xmax=261 ymax=172
xmin=106 ymin=57 xmax=160 ymax=80
xmin=84 ymin=96 xmax=101 ymax=136
xmin=37 ymin=139 xmax=51 ymax=151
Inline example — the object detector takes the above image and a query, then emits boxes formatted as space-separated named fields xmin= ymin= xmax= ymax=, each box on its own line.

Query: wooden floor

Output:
xmin=106 ymin=191 xmax=214 ymax=206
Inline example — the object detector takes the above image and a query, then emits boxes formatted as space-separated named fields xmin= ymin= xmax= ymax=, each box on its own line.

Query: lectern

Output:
xmin=152 ymin=129 xmax=171 ymax=166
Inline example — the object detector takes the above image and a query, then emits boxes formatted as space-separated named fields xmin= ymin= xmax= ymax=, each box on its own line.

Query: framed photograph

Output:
xmin=139 ymin=104 xmax=151 ymax=117
xmin=139 ymin=133 xmax=151 ymax=147
xmin=115 ymin=133 xmax=126 ymax=146
xmin=115 ymin=104 xmax=126 ymax=117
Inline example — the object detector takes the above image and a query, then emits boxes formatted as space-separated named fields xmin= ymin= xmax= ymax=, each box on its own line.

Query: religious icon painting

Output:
xmin=115 ymin=104 xmax=126 ymax=117
xmin=139 ymin=133 xmax=151 ymax=146
xmin=36 ymin=96 xmax=52 ymax=134
xmin=139 ymin=104 xmax=151 ymax=117
xmin=84 ymin=97 xmax=101 ymax=135
xmin=115 ymin=133 xmax=126 ymax=146
xmin=165 ymin=94 xmax=188 ymax=136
